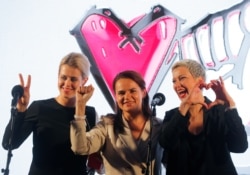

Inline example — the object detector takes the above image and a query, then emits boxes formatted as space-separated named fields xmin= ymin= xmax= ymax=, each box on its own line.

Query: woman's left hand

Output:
xmin=206 ymin=76 xmax=235 ymax=109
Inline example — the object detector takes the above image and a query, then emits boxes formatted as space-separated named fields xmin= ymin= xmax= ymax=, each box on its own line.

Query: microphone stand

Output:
xmin=145 ymin=104 xmax=156 ymax=175
xmin=2 ymin=103 xmax=18 ymax=175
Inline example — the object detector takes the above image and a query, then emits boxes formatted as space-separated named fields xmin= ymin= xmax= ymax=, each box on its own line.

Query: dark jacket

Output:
xmin=159 ymin=97 xmax=248 ymax=175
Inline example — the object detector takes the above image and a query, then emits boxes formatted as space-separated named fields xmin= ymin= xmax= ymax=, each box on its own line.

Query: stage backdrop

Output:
xmin=0 ymin=0 xmax=249 ymax=174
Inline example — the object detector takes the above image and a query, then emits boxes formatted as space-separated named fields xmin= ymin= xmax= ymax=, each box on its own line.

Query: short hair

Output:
xmin=58 ymin=52 xmax=90 ymax=78
xmin=172 ymin=59 xmax=206 ymax=80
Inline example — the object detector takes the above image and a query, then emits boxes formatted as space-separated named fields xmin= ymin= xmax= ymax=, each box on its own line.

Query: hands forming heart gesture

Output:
xmin=185 ymin=76 xmax=235 ymax=110
xmin=205 ymin=76 xmax=235 ymax=109
xmin=179 ymin=76 xmax=236 ymax=116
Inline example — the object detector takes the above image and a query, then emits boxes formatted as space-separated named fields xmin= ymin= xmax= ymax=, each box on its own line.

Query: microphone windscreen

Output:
xmin=11 ymin=85 xmax=24 ymax=98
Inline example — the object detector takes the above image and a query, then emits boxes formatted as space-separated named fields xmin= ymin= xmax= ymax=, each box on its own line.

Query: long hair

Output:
xmin=112 ymin=70 xmax=152 ymax=134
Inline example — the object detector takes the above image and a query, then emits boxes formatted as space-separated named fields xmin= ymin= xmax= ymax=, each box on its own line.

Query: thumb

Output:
xmin=200 ymin=101 xmax=208 ymax=109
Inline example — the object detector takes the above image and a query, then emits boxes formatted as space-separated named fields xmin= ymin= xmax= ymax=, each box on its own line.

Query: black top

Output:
xmin=159 ymin=97 xmax=248 ymax=175
xmin=2 ymin=98 xmax=96 ymax=175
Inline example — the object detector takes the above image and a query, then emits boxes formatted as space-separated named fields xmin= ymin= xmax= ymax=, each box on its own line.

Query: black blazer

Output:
xmin=159 ymin=97 xmax=248 ymax=175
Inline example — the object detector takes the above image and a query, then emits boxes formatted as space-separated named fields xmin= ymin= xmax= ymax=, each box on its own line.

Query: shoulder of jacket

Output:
xmin=86 ymin=105 xmax=95 ymax=111
xmin=101 ymin=113 xmax=115 ymax=124
xmin=163 ymin=107 xmax=179 ymax=121
xmin=165 ymin=107 xmax=179 ymax=115
xmin=85 ymin=106 xmax=96 ymax=114
xmin=153 ymin=117 xmax=163 ymax=124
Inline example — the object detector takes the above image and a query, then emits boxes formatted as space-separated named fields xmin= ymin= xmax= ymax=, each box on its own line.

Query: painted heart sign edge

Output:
xmin=70 ymin=5 xmax=184 ymax=110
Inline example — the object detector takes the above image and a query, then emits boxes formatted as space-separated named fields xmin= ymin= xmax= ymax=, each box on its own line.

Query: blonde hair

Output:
xmin=172 ymin=59 xmax=206 ymax=80
xmin=58 ymin=52 xmax=90 ymax=78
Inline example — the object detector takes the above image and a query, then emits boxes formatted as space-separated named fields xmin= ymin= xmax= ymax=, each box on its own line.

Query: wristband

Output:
xmin=225 ymin=106 xmax=236 ymax=112
xmin=74 ymin=115 xmax=86 ymax=120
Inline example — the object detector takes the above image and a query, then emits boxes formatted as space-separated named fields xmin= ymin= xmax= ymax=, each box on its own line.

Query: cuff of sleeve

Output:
xmin=225 ymin=106 xmax=237 ymax=112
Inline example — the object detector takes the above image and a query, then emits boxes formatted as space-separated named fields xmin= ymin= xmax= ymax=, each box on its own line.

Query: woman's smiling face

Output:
xmin=172 ymin=66 xmax=197 ymax=101
xmin=58 ymin=64 xmax=87 ymax=100
xmin=114 ymin=78 xmax=146 ymax=115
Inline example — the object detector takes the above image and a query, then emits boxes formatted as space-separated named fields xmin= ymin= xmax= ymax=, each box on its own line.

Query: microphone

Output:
xmin=11 ymin=85 xmax=24 ymax=108
xmin=151 ymin=93 xmax=165 ymax=106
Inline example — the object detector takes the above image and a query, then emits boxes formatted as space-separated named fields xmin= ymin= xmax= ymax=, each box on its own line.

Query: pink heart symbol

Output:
xmin=71 ymin=5 xmax=182 ymax=109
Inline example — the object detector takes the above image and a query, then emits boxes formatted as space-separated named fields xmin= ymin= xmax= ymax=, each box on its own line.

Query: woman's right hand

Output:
xmin=179 ymin=78 xmax=207 ymax=115
xmin=17 ymin=73 xmax=31 ymax=112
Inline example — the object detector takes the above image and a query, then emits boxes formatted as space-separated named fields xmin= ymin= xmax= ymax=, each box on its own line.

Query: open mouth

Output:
xmin=177 ymin=89 xmax=188 ymax=98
